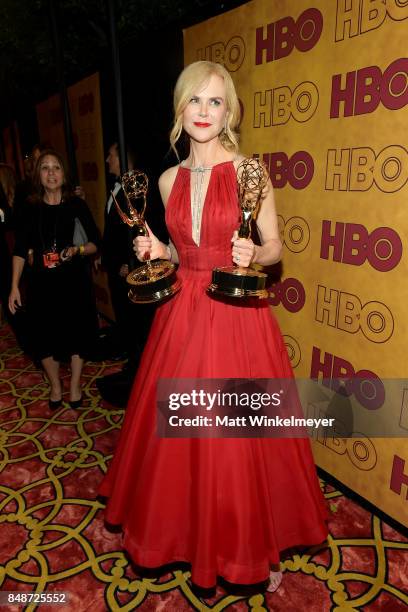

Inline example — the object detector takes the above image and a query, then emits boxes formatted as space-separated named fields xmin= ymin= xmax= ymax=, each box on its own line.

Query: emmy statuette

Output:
xmin=207 ymin=158 xmax=269 ymax=299
xmin=112 ymin=170 xmax=181 ymax=303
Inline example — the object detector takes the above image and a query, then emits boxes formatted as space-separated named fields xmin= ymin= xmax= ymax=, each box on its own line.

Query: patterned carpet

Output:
xmin=0 ymin=322 xmax=407 ymax=611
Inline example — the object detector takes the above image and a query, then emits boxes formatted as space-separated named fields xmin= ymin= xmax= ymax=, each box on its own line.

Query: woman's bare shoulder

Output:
xmin=159 ymin=165 xmax=179 ymax=189
xmin=232 ymin=154 xmax=246 ymax=170
xmin=158 ymin=165 xmax=180 ymax=206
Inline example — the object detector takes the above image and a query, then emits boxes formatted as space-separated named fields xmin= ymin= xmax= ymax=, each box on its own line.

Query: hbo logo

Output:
xmin=257 ymin=151 xmax=314 ymax=189
xmin=269 ymin=278 xmax=306 ymax=313
xmin=316 ymin=427 xmax=377 ymax=471
xmin=310 ymin=347 xmax=385 ymax=410
xmin=78 ymin=93 xmax=94 ymax=116
xmin=326 ymin=145 xmax=408 ymax=193
xmin=196 ymin=36 xmax=245 ymax=72
xmin=315 ymin=285 xmax=394 ymax=343
xmin=278 ymin=215 xmax=310 ymax=253
xmin=283 ymin=335 xmax=301 ymax=368
xmin=335 ymin=0 xmax=408 ymax=41
xmin=256 ymin=8 xmax=323 ymax=64
xmin=330 ymin=57 xmax=408 ymax=118
xmin=320 ymin=220 xmax=403 ymax=272
xmin=254 ymin=81 xmax=319 ymax=127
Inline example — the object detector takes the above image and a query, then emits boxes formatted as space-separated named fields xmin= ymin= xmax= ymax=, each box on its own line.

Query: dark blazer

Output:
xmin=101 ymin=174 xmax=169 ymax=274
xmin=101 ymin=186 xmax=133 ymax=274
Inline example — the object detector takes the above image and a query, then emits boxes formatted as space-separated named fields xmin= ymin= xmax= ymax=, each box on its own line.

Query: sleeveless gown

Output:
xmin=99 ymin=161 xmax=328 ymax=588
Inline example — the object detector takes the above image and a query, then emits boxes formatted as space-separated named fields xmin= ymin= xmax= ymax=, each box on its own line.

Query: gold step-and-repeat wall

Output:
xmin=184 ymin=0 xmax=408 ymax=526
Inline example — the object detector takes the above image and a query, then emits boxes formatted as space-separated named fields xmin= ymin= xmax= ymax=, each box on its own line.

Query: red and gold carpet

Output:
xmin=0 ymin=323 xmax=407 ymax=611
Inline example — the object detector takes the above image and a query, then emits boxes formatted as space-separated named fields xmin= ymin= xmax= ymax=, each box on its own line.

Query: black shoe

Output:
xmin=69 ymin=395 xmax=82 ymax=409
xmin=49 ymin=398 xmax=62 ymax=410
xmin=49 ymin=379 xmax=63 ymax=410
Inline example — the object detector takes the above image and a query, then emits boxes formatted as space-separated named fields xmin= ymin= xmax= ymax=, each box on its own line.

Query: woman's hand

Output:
xmin=133 ymin=222 xmax=168 ymax=261
xmin=231 ymin=231 xmax=256 ymax=268
xmin=60 ymin=246 xmax=78 ymax=262
xmin=74 ymin=185 xmax=85 ymax=199
xmin=9 ymin=287 xmax=22 ymax=314
xmin=93 ymin=255 xmax=101 ymax=272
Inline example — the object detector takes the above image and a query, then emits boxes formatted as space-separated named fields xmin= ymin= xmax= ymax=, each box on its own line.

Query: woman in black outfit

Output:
xmin=9 ymin=149 xmax=99 ymax=409
xmin=0 ymin=164 xmax=16 ymax=323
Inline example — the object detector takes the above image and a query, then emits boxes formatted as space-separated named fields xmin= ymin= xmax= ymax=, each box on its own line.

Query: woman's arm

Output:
xmin=10 ymin=204 xmax=33 ymax=312
xmin=252 ymin=178 xmax=282 ymax=265
xmin=60 ymin=198 xmax=99 ymax=261
xmin=60 ymin=242 xmax=98 ymax=261
xmin=134 ymin=167 xmax=179 ymax=263
xmin=167 ymin=239 xmax=179 ymax=264
xmin=231 ymin=178 xmax=282 ymax=267
xmin=8 ymin=255 xmax=25 ymax=314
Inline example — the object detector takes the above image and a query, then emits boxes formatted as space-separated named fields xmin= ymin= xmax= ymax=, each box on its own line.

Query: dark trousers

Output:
xmin=107 ymin=270 xmax=155 ymax=370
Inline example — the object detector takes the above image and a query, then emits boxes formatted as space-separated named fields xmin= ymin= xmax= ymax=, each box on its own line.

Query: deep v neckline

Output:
xmin=180 ymin=160 xmax=236 ymax=247
xmin=189 ymin=166 xmax=212 ymax=247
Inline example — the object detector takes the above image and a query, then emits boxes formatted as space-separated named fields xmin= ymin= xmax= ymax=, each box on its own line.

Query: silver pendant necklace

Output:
xmin=190 ymin=165 xmax=212 ymax=246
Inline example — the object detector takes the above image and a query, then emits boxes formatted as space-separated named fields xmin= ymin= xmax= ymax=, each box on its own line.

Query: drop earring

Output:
xmin=223 ymin=113 xmax=229 ymax=134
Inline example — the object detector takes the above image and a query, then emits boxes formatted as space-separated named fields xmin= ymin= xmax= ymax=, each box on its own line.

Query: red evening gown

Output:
xmin=99 ymin=161 xmax=328 ymax=588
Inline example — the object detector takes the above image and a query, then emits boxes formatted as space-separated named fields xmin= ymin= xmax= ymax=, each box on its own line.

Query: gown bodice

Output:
xmin=166 ymin=161 xmax=241 ymax=274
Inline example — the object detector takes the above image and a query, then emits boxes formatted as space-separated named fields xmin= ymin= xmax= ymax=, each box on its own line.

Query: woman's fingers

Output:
xmin=133 ymin=230 xmax=167 ymax=261
xmin=231 ymin=237 xmax=255 ymax=267
xmin=133 ymin=235 xmax=152 ymax=261
xmin=133 ymin=237 xmax=152 ymax=249
xmin=9 ymin=291 xmax=21 ymax=314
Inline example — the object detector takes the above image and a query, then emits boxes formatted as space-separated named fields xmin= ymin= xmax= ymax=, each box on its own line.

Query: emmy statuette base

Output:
xmin=127 ymin=260 xmax=182 ymax=304
xmin=207 ymin=266 xmax=269 ymax=300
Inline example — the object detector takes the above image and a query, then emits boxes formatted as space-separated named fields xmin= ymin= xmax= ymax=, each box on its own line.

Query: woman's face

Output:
xmin=182 ymin=73 xmax=228 ymax=144
xmin=39 ymin=155 xmax=64 ymax=191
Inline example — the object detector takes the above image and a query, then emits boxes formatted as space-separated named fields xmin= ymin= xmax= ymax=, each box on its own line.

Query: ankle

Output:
xmin=69 ymin=386 xmax=82 ymax=401
xmin=49 ymin=383 xmax=62 ymax=400
xmin=267 ymin=570 xmax=283 ymax=593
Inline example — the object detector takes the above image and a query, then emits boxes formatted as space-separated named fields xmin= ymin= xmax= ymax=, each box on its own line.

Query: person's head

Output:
xmin=0 ymin=163 xmax=16 ymax=207
xmin=24 ymin=142 xmax=52 ymax=180
xmin=23 ymin=155 xmax=34 ymax=180
xmin=106 ymin=143 xmax=120 ymax=177
xmin=106 ymin=142 xmax=137 ymax=177
xmin=31 ymin=149 xmax=71 ymax=202
xmin=31 ymin=142 xmax=49 ymax=164
xmin=170 ymin=61 xmax=241 ymax=157
xmin=23 ymin=143 xmax=49 ymax=180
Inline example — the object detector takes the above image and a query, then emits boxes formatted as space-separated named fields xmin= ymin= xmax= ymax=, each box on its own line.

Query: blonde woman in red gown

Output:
xmin=99 ymin=61 xmax=328 ymax=592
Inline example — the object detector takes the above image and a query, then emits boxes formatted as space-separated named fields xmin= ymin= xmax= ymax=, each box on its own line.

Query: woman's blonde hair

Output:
xmin=170 ymin=61 xmax=241 ymax=157
xmin=0 ymin=164 xmax=16 ymax=207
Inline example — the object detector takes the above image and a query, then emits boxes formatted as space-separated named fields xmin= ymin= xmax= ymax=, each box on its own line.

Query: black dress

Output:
xmin=14 ymin=196 xmax=100 ymax=362
xmin=0 ymin=184 xmax=12 ymax=312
